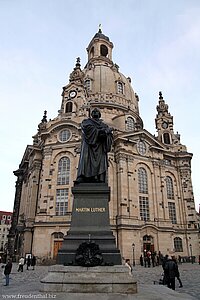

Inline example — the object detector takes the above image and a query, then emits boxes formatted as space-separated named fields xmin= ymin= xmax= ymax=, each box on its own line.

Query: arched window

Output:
xmin=100 ymin=44 xmax=108 ymax=57
xmin=85 ymin=79 xmax=91 ymax=92
xmin=57 ymin=157 xmax=70 ymax=185
xmin=66 ymin=102 xmax=72 ymax=113
xmin=53 ymin=232 xmax=64 ymax=239
xmin=174 ymin=237 xmax=183 ymax=252
xmin=90 ymin=46 xmax=94 ymax=58
xmin=117 ymin=82 xmax=123 ymax=94
xmin=163 ymin=133 xmax=170 ymax=144
xmin=166 ymin=176 xmax=174 ymax=199
xmin=138 ymin=167 xmax=148 ymax=194
xmin=143 ymin=235 xmax=153 ymax=244
xmin=126 ymin=117 xmax=135 ymax=131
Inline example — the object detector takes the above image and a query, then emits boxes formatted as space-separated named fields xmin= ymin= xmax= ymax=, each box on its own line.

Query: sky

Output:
xmin=0 ymin=0 xmax=200 ymax=212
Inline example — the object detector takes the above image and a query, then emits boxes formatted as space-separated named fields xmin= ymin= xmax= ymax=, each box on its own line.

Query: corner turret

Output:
xmin=155 ymin=92 xmax=186 ymax=151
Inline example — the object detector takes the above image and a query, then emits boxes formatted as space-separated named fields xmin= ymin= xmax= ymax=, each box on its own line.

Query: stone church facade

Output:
xmin=9 ymin=30 xmax=199 ymax=264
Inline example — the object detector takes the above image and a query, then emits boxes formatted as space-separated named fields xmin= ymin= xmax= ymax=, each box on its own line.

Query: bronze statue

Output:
xmin=76 ymin=108 xmax=113 ymax=183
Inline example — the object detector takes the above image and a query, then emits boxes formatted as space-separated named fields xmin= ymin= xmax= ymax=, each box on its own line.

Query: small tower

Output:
xmin=155 ymin=92 xmax=182 ymax=148
xmin=86 ymin=27 xmax=114 ymax=63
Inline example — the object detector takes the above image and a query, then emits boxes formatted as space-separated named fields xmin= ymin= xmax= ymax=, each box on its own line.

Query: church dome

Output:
xmin=60 ymin=30 xmax=143 ymax=131
xmin=83 ymin=30 xmax=140 ymax=118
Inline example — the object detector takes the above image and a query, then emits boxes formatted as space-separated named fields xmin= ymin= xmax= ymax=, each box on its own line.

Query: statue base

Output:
xmin=57 ymin=183 xmax=121 ymax=266
xmin=41 ymin=265 xmax=137 ymax=294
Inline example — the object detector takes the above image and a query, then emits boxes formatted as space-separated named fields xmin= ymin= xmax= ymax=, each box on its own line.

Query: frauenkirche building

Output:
xmin=8 ymin=29 xmax=199 ymax=264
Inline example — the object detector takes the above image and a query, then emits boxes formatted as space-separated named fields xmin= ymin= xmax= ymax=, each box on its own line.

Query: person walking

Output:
xmin=144 ymin=252 xmax=148 ymax=268
xmin=162 ymin=254 xmax=168 ymax=285
xmin=125 ymin=259 xmax=133 ymax=276
xmin=31 ymin=255 xmax=36 ymax=270
xmin=4 ymin=259 xmax=12 ymax=286
xmin=151 ymin=252 xmax=156 ymax=267
xmin=172 ymin=256 xmax=183 ymax=288
xmin=26 ymin=255 xmax=31 ymax=270
xmin=17 ymin=257 xmax=25 ymax=272
xmin=140 ymin=255 xmax=144 ymax=266
xmin=164 ymin=256 xmax=178 ymax=290
xmin=147 ymin=250 xmax=151 ymax=268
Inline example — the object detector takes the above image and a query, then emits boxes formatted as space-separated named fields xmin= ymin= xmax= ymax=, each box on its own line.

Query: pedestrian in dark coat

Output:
xmin=31 ymin=255 xmax=36 ymax=270
xmin=140 ymin=255 xmax=144 ymax=266
xmin=26 ymin=255 xmax=31 ymax=270
xmin=144 ymin=255 xmax=147 ymax=267
xmin=164 ymin=256 xmax=178 ymax=290
xmin=151 ymin=252 xmax=156 ymax=267
xmin=162 ymin=254 xmax=168 ymax=285
xmin=147 ymin=251 xmax=151 ymax=268
xmin=172 ymin=256 xmax=183 ymax=288
xmin=4 ymin=259 xmax=12 ymax=286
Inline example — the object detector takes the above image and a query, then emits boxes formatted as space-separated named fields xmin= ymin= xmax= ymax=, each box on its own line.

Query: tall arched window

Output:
xmin=57 ymin=157 xmax=70 ymax=185
xmin=85 ymin=79 xmax=91 ymax=92
xmin=163 ymin=133 xmax=170 ymax=144
xmin=126 ymin=117 xmax=135 ymax=131
xmin=138 ymin=167 xmax=148 ymax=194
xmin=100 ymin=44 xmax=108 ymax=57
xmin=90 ymin=46 xmax=94 ymax=58
xmin=174 ymin=237 xmax=183 ymax=252
xmin=138 ymin=167 xmax=149 ymax=221
xmin=166 ymin=176 xmax=174 ymax=199
xmin=66 ymin=102 xmax=72 ymax=113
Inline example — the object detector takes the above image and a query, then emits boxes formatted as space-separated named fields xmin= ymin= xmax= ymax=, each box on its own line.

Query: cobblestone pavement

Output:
xmin=0 ymin=263 xmax=199 ymax=299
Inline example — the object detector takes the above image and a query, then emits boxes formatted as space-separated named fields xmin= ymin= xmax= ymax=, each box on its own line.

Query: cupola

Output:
xmin=87 ymin=27 xmax=114 ymax=62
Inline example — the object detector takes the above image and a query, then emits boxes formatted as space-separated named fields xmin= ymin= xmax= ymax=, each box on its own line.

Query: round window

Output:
xmin=59 ymin=129 xmax=70 ymax=142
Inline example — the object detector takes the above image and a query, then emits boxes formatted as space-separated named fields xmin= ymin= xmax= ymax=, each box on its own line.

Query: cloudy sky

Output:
xmin=0 ymin=0 xmax=200 ymax=212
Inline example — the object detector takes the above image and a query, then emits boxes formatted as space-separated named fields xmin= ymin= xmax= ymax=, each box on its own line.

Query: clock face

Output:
xmin=162 ymin=122 xmax=168 ymax=129
xmin=69 ymin=90 xmax=77 ymax=98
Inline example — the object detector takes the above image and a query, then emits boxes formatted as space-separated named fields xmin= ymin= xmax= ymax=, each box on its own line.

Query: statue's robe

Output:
xmin=77 ymin=117 xmax=113 ymax=181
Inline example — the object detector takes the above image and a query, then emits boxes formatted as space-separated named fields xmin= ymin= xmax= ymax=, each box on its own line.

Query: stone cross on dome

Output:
xmin=98 ymin=23 xmax=102 ymax=33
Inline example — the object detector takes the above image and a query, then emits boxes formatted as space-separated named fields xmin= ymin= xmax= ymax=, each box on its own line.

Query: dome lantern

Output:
xmin=86 ymin=28 xmax=113 ymax=62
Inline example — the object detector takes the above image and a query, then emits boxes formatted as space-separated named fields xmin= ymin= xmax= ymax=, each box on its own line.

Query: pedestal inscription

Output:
xmin=57 ymin=183 xmax=121 ymax=266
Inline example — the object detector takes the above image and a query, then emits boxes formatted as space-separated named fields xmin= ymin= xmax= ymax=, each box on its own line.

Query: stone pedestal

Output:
xmin=57 ymin=183 xmax=121 ymax=266
xmin=41 ymin=265 xmax=137 ymax=294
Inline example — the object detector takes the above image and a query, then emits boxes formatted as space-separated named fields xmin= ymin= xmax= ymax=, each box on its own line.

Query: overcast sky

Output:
xmin=0 ymin=0 xmax=200 ymax=212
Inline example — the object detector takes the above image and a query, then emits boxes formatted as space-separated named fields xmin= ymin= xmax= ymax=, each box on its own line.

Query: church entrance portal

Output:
xmin=143 ymin=235 xmax=154 ymax=253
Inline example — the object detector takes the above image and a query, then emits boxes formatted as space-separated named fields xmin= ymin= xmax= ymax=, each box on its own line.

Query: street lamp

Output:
xmin=189 ymin=244 xmax=193 ymax=264
xmin=132 ymin=243 xmax=135 ymax=266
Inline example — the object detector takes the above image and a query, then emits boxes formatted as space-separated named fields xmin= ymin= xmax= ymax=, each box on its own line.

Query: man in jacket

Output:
xmin=4 ymin=259 xmax=12 ymax=286
xmin=164 ymin=256 xmax=178 ymax=290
